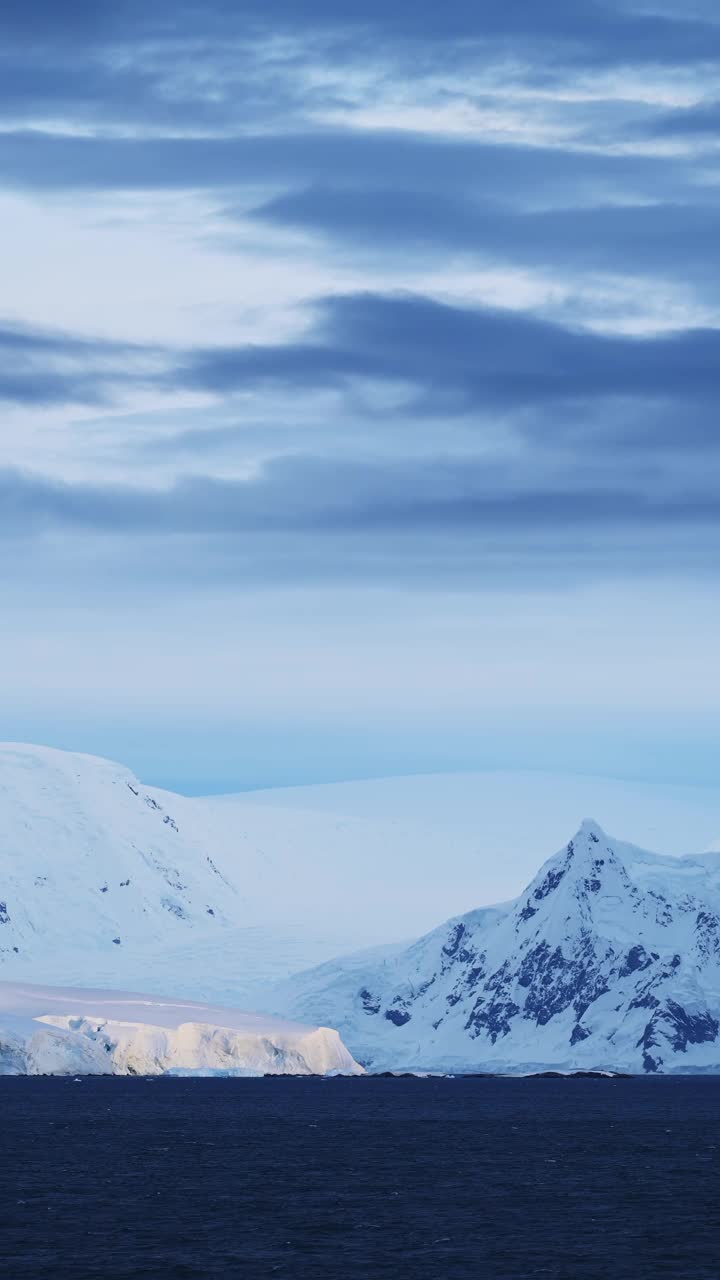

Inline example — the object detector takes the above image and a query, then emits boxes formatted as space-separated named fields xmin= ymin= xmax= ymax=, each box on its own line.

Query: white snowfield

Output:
xmin=3 ymin=742 xmax=720 ymax=1076
xmin=2 ymin=741 xmax=720 ymax=1007
xmin=271 ymin=821 xmax=720 ymax=1076
xmin=0 ymin=981 xmax=363 ymax=1077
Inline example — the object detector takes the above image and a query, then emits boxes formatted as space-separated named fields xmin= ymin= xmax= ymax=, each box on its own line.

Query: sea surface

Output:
xmin=1 ymin=1076 xmax=719 ymax=1279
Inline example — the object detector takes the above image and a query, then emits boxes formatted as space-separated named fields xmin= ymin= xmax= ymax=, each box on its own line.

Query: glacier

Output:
xmin=0 ymin=981 xmax=363 ymax=1077
xmin=3 ymin=742 xmax=720 ymax=1075
xmin=270 ymin=821 xmax=720 ymax=1075
xmin=2 ymin=740 xmax=719 ymax=1008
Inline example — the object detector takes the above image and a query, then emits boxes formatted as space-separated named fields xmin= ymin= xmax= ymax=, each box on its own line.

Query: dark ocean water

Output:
xmin=1 ymin=1076 xmax=719 ymax=1279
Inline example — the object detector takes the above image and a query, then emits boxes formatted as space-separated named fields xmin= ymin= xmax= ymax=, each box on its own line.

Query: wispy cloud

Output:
xmin=176 ymin=292 xmax=720 ymax=416
xmin=0 ymin=322 xmax=157 ymax=404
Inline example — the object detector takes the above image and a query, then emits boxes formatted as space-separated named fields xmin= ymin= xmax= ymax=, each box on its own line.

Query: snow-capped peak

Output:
xmin=517 ymin=820 xmax=635 ymax=917
xmin=271 ymin=823 xmax=720 ymax=1075
xmin=578 ymin=817 xmax=605 ymax=839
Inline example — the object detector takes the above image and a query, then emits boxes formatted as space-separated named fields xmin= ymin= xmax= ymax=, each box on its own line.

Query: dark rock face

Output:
xmin=663 ymin=1001 xmax=719 ymax=1050
xmin=639 ymin=1000 xmax=719 ymax=1071
xmin=515 ymin=937 xmax=609 ymax=1027
xmin=648 ymin=892 xmax=673 ymax=927
xmin=465 ymin=996 xmax=520 ymax=1043
xmin=0 ymin=901 xmax=9 ymax=924
xmin=533 ymin=867 xmax=567 ymax=901
xmin=695 ymin=911 xmax=720 ymax=962
xmin=442 ymin=924 xmax=466 ymax=959
xmin=384 ymin=1009 xmax=411 ymax=1027
xmin=620 ymin=945 xmax=653 ymax=977
xmin=360 ymin=988 xmax=380 ymax=1016
xmin=630 ymin=992 xmax=660 ymax=1011
xmin=440 ymin=927 xmax=480 ymax=974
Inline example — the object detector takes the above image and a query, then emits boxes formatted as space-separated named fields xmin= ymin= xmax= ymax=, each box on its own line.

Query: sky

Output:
xmin=2 ymin=0 xmax=719 ymax=793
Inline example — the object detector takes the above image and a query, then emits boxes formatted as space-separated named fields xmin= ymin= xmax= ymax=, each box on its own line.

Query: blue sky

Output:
xmin=2 ymin=0 xmax=719 ymax=792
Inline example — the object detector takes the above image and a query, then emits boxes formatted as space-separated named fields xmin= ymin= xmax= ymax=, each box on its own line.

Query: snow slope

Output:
xmin=0 ymin=981 xmax=362 ymax=1076
xmin=0 ymin=743 xmax=363 ymax=1001
xmin=271 ymin=821 xmax=720 ymax=1074
xmin=1 ymin=742 xmax=719 ymax=1006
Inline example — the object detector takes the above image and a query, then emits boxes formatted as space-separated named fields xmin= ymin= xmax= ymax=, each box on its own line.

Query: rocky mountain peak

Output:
xmin=276 ymin=823 xmax=720 ymax=1075
xmin=513 ymin=820 xmax=634 ymax=934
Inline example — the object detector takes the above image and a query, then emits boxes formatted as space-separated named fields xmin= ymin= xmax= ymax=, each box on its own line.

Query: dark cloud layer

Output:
xmin=2 ymin=453 xmax=717 ymax=537
xmin=5 ymin=288 xmax=719 ymax=432
xmin=4 ymin=0 xmax=720 ymax=595
xmin=0 ymin=129 xmax=690 ymax=204
xmin=0 ymin=324 xmax=150 ymax=405
xmin=6 ymin=1 xmax=720 ymax=71
xmin=3 ymin=286 xmax=719 ymax=570
xmin=254 ymin=189 xmax=720 ymax=289
xmin=178 ymin=293 xmax=720 ymax=425
xmin=651 ymin=101 xmax=720 ymax=136
xmin=2 ymin=0 xmax=719 ymax=168
xmin=2 ymin=452 xmax=718 ymax=595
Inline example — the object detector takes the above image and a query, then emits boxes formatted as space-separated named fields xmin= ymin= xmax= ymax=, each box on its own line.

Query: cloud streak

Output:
xmin=0 ymin=323 xmax=157 ymax=405
xmin=3 ymin=287 xmax=719 ymax=444
xmin=253 ymin=189 xmax=720 ymax=291
xmin=2 ymin=449 xmax=717 ymax=546
xmin=177 ymin=292 xmax=720 ymax=421
xmin=0 ymin=129 xmax=691 ymax=198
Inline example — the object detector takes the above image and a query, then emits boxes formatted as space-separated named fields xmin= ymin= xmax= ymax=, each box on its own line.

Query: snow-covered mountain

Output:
xmin=271 ymin=821 xmax=720 ymax=1074
xmin=0 ymin=742 xmax=364 ymax=1000
xmin=2 ymin=741 xmax=719 ymax=1020
xmin=0 ymin=981 xmax=362 ymax=1076
xmin=0 ymin=744 xmax=234 ymax=951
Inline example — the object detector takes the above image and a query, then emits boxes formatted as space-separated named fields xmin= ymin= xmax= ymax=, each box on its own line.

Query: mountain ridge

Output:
xmin=270 ymin=820 xmax=720 ymax=1074
xmin=2 ymin=741 xmax=720 ymax=1068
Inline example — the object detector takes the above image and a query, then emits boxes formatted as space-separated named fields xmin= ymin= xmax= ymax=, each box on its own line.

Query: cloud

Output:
xmin=0 ymin=323 xmax=152 ymax=405
xmin=1 ymin=446 xmax=717 ymax=556
xmin=2 ymin=0 xmax=717 ymax=215
xmin=0 ymin=128 xmax=689 ymax=201
xmin=175 ymin=291 xmax=720 ymax=421
xmin=0 ymin=444 xmax=718 ymax=620
xmin=252 ymin=188 xmax=720 ymax=290
xmin=3 ymin=0 xmax=720 ymax=790
xmin=650 ymin=101 xmax=720 ymax=136
xmin=6 ymin=288 xmax=719 ymax=432
xmin=5 ymin=1 xmax=720 ymax=75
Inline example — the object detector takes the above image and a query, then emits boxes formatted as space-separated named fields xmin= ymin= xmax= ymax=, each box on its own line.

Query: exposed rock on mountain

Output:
xmin=273 ymin=821 xmax=720 ymax=1074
